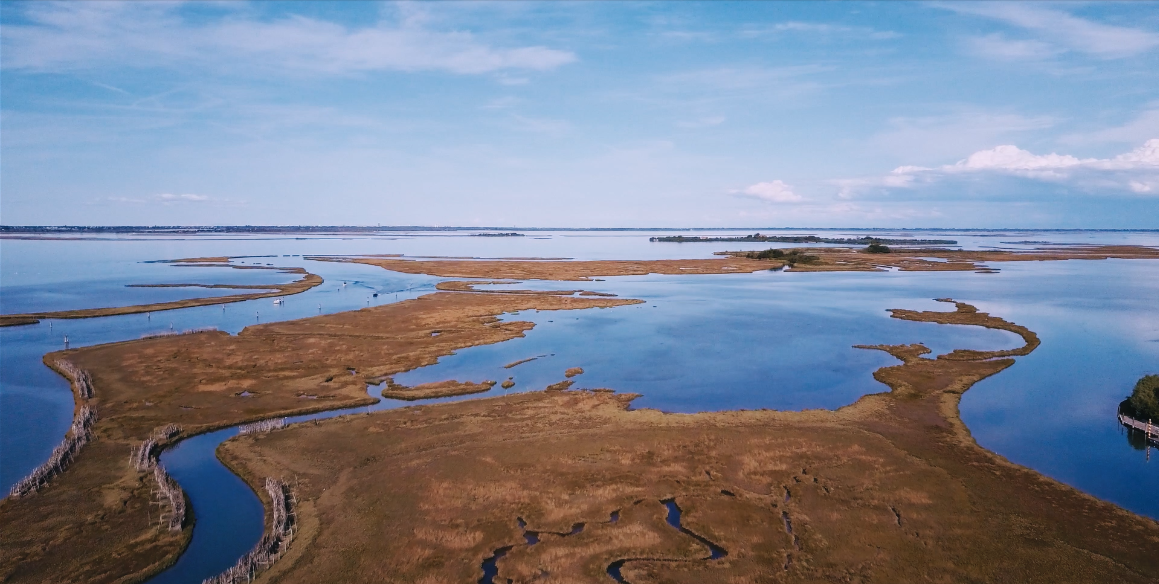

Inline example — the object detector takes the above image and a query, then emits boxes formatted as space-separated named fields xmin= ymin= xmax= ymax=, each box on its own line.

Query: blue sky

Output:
xmin=2 ymin=1 xmax=1158 ymax=228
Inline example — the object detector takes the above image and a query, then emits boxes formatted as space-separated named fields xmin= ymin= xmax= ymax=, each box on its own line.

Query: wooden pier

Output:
xmin=1118 ymin=412 xmax=1159 ymax=447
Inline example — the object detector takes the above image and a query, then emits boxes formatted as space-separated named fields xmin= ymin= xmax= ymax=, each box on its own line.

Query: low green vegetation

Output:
xmin=745 ymin=248 xmax=819 ymax=266
xmin=650 ymin=233 xmax=956 ymax=244
xmin=1120 ymin=374 xmax=1159 ymax=421
xmin=865 ymin=242 xmax=892 ymax=254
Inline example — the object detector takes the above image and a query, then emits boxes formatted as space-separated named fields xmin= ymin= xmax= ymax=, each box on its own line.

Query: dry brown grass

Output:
xmin=0 ymin=291 xmax=640 ymax=584
xmin=381 ymin=379 xmax=496 ymax=401
xmin=215 ymin=301 xmax=1159 ymax=584
xmin=310 ymin=245 xmax=1159 ymax=281
xmin=312 ymin=255 xmax=787 ymax=280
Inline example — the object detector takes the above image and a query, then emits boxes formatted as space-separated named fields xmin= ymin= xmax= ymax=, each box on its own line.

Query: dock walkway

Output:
xmin=1118 ymin=412 xmax=1159 ymax=446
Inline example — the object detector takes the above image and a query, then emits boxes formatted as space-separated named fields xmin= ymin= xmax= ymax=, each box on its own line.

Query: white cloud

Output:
xmin=735 ymin=180 xmax=804 ymax=203
xmin=832 ymin=173 xmax=917 ymax=199
xmin=2 ymin=2 xmax=577 ymax=75
xmin=945 ymin=3 xmax=1159 ymax=59
xmin=659 ymin=65 xmax=830 ymax=91
xmin=740 ymin=21 xmax=899 ymax=40
xmin=929 ymin=140 xmax=1159 ymax=174
xmin=481 ymin=96 xmax=522 ymax=110
xmin=156 ymin=193 xmax=209 ymax=202
xmin=676 ymin=115 xmax=726 ymax=129
xmin=964 ymin=34 xmax=1061 ymax=61
xmin=838 ymin=139 xmax=1159 ymax=198
xmin=1130 ymin=181 xmax=1155 ymax=194
xmin=508 ymin=114 xmax=570 ymax=136
xmin=102 ymin=193 xmax=216 ymax=205
xmin=1062 ymin=108 xmax=1159 ymax=147
xmin=867 ymin=112 xmax=1058 ymax=164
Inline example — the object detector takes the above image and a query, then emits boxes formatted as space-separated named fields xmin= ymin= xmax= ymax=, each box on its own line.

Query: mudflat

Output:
xmin=218 ymin=301 xmax=1159 ymax=584
xmin=0 ymin=291 xmax=640 ymax=583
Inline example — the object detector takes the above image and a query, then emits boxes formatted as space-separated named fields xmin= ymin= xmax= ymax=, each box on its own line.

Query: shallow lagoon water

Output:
xmin=1 ymin=239 xmax=303 ymax=315
xmin=397 ymin=272 xmax=1025 ymax=413
xmin=0 ymin=257 xmax=442 ymax=491
xmin=1 ymin=230 xmax=1157 ymax=582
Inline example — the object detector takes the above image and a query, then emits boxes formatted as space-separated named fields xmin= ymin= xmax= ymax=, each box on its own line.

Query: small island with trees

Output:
xmin=744 ymin=248 xmax=819 ymax=266
xmin=650 ymin=233 xmax=956 ymax=245
xmin=1121 ymin=374 xmax=1159 ymax=422
xmin=1119 ymin=375 xmax=1159 ymax=449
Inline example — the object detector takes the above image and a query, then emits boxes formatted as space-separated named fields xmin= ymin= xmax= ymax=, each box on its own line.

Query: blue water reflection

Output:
xmin=0 ymin=257 xmax=441 ymax=491
xmin=397 ymin=271 xmax=1024 ymax=413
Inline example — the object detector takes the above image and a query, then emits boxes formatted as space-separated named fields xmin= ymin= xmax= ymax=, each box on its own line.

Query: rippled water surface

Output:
xmin=1 ymin=229 xmax=1157 ymax=582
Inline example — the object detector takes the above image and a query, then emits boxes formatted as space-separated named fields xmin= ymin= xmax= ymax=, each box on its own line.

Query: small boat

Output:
xmin=273 ymin=297 xmax=284 ymax=305
xmin=373 ymin=293 xmax=378 ymax=297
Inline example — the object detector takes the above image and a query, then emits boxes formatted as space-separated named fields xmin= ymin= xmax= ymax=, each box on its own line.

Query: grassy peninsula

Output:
xmin=0 ymin=288 xmax=640 ymax=583
xmin=216 ymin=300 xmax=1159 ymax=583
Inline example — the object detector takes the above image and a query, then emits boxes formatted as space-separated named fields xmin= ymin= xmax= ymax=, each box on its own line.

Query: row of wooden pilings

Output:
xmin=1118 ymin=412 xmax=1158 ymax=447
xmin=8 ymin=360 xmax=97 ymax=498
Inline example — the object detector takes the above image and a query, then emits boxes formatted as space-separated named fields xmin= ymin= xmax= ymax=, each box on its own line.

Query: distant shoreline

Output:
xmin=3 ymin=225 xmax=1158 ymax=235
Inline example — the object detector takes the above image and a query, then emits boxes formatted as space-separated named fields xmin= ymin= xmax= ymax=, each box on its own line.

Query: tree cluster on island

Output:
xmin=650 ymin=233 xmax=956 ymax=245
xmin=744 ymin=248 xmax=820 ymax=266
xmin=1121 ymin=374 xmax=1159 ymax=422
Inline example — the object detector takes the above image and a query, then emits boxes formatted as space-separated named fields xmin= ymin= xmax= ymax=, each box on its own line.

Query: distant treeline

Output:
xmin=650 ymin=233 xmax=956 ymax=245
xmin=471 ymin=232 xmax=524 ymax=237
xmin=0 ymin=225 xmax=538 ymax=234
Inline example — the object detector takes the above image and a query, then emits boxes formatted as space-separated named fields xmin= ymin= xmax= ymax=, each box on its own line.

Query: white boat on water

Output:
xmin=273 ymin=297 xmax=284 ymax=305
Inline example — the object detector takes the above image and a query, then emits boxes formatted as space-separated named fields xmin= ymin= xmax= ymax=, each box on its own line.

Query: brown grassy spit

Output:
xmin=311 ymin=244 xmax=1159 ymax=279
xmin=0 ymin=258 xmax=323 ymax=328
xmin=0 ymin=291 xmax=640 ymax=583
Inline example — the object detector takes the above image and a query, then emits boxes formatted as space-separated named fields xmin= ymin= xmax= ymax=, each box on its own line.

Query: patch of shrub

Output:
xmin=865 ymin=242 xmax=891 ymax=254
xmin=745 ymin=248 xmax=818 ymax=266
xmin=1121 ymin=374 xmax=1159 ymax=421
xmin=747 ymin=248 xmax=785 ymax=260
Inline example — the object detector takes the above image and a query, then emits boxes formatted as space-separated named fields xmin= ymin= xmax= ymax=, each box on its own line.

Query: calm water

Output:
xmin=396 ymin=274 xmax=1025 ymax=413
xmin=0 ymin=254 xmax=442 ymax=491
xmin=1 ymin=229 xmax=1157 ymax=582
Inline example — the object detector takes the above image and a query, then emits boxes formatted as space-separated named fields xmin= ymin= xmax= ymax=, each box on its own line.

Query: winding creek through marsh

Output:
xmin=3 ymin=230 xmax=1159 ymax=582
xmin=149 ymin=383 xmax=485 ymax=584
